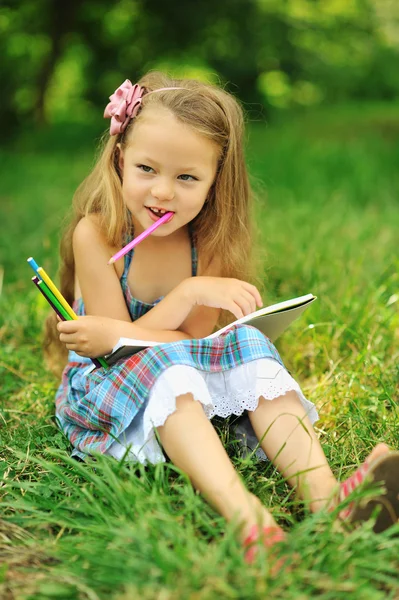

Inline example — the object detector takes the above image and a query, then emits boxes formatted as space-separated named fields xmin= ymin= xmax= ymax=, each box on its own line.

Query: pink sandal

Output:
xmin=334 ymin=451 xmax=399 ymax=532
xmin=243 ymin=525 xmax=286 ymax=565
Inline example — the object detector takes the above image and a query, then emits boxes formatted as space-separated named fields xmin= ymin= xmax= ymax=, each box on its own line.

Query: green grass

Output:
xmin=1 ymin=104 xmax=399 ymax=599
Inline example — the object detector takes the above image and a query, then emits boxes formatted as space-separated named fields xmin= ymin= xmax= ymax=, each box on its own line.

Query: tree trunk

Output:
xmin=34 ymin=0 xmax=81 ymax=124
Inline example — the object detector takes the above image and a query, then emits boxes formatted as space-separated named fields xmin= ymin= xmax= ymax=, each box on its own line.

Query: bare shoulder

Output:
xmin=73 ymin=215 xmax=122 ymax=272
xmin=73 ymin=215 xmax=110 ymax=255
xmin=72 ymin=215 xmax=130 ymax=320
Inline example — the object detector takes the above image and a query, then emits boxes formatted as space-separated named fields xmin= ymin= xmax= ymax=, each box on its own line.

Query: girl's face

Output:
xmin=118 ymin=107 xmax=220 ymax=238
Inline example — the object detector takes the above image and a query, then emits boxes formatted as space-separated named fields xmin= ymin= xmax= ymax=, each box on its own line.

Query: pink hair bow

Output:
xmin=104 ymin=79 xmax=145 ymax=136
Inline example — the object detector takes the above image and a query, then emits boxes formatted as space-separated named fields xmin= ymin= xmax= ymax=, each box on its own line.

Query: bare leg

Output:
xmin=157 ymin=392 xmax=278 ymax=540
xmin=249 ymin=392 xmax=338 ymax=511
xmin=248 ymin=391 xmax=390 ymax=512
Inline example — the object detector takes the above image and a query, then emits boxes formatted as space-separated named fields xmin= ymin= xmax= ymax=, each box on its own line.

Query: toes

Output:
xmin=366 ymin=443 xmax=390 ymax=464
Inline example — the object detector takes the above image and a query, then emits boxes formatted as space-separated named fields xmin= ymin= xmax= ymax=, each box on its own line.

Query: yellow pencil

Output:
xmin=37 ymin=266 xmax=77 ymax=321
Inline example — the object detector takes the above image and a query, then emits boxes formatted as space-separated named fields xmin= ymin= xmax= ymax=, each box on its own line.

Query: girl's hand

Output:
xmin=185 ymin=276 xmax=263 ymax=320
xmin=57 ymin=316 xmax=125 ymax=358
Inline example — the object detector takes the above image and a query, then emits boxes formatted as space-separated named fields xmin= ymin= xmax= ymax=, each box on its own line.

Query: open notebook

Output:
xmin=103 ymin=293 xmax=317 ymax=367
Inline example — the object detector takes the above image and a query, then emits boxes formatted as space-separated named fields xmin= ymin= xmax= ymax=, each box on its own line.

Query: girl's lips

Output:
xmin=145 ymin=207 xmax=174 ymax=222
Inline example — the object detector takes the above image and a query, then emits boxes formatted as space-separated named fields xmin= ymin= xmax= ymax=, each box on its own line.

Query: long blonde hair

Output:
xmin=44 ymin=71 xmax=264 ymax=375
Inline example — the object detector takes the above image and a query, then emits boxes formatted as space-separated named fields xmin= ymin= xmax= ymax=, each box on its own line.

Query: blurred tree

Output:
xmin=1 ymin=0 xmax=399 ymax=139
xmin=34 ymin=0 xmax=82 ymax=124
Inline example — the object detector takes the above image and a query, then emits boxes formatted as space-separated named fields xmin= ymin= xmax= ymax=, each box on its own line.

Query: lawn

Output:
xmin=0 ymin=104 xmax=398 ymax=599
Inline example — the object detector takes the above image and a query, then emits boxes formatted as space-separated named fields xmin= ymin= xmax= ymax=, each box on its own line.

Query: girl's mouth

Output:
xmin=146 ymin=207 xmax=174 ymax=222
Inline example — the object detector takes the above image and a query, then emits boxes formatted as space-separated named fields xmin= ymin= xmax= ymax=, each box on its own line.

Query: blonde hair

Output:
xmin=44 ymin=71 xmax=264 ymax=375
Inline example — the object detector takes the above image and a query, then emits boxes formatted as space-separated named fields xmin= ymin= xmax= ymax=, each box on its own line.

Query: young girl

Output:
xmin=47 ymin=72 xmax=399 ymax=563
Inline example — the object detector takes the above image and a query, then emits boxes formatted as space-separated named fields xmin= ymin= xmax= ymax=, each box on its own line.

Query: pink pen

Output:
xmin=108 ymin=211 xmax=174 ymax=264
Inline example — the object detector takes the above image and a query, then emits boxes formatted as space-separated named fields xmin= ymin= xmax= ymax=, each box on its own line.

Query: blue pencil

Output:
xmin=27 ymin=257 xmax=40 ymax=273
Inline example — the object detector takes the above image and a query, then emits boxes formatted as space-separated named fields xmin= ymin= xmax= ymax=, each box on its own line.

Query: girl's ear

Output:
xmin=116 ymin=143 xmax=124 ymax=176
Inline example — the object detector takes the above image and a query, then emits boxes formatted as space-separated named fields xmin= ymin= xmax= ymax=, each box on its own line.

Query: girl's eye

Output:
xmin=137 ymin=164 xmax=154 ymax=173
xmin=179 ymin=174 xmax=197 ymax=181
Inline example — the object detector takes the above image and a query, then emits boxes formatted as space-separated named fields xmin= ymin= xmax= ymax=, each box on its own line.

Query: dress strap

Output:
xmin=121 ymin=246 xmax=134 ymax=280
xmin=121 ymin=211 xmax=134 ymax=280
xmin=189 ymin=225 xmax=198 ymax=277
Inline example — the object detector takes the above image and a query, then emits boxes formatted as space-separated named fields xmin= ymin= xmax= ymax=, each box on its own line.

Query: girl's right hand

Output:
xmin=184 ymin=276 xmax=263 ymax=320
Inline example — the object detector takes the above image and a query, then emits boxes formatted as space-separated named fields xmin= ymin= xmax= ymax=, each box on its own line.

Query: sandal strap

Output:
xmin=339 ymin=460 xmax=370 ymax=503
xmin=332 ymin=458 xmax=372 ymax=520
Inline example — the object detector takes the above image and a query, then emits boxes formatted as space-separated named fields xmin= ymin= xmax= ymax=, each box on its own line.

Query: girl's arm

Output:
xmin=72 ymin=216 xmax=216 ymax=336
xmin=73 ymin=216 xmax=222 ymax=339
xmin=62 ymin=218 xmax=259 ymax=357
xmin=127 ymin=270 xmax=261 ymax=341
xmin=133 ymin=257 xmax=223 ymax=339
xmin=73 ymin=216 xmax=133 ymax=322
xmin=57 ymin=314 xmax=193 ymax=359
xmin=58 ymin=279 xmax=221 ymax=358
xmin=62 ymin=216 xmax=208 ymax=356
xmin=58 ymin=272 xmax=261 ymax=357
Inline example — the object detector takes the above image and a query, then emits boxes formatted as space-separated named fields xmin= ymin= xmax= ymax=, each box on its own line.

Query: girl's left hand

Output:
xmin=57 ymin=316 xmax=125 ymax=358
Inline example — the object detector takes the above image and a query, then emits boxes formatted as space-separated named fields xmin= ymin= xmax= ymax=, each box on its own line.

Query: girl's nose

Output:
xmin=151 ymin=179 xmax=175 ymax=202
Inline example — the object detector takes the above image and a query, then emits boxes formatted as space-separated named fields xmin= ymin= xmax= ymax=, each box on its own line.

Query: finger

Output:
xmin=64 ymin=343 xmax=89 ymax=355
xmin=230 ymin=289 xmax=258 ymax=319
xmin=239 ymin=290 xmax=257 ymax=315
xmin=57 ymin=320 xmax=78 ymax=333
xmin=242 ymin=282 xmax=263 ymax=307
xmin=59 ymin=333 xmax=78 ymax=344
xmin=66 ymin=343 xmax=79 ymax=351
xmin=232 ymin=291 xmax=256 ymax=317
xmin=227 ymin=302 xmax=245 ymax=320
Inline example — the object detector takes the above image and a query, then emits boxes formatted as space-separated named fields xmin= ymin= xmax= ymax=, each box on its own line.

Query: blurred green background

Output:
xmin=1 ymin=0 xmax=399 ymax=329
xmin=2 ymin=0 xmax=399 ymax=281
xmin=1 ymin=0 xmax=398 ymax=389
xmin=1 ymin=3 xmax=399 ymax=597
xmin=2 ymin=0 xmax=399 ymax=134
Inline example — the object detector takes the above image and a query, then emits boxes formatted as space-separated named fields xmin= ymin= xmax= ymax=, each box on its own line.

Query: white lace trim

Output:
xmin=106 ymin=358 xmax=319 ymax=464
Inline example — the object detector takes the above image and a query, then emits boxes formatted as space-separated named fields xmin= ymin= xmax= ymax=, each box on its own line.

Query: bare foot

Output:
xmin=236 ymin=494 xmax=278 ymax=544
xmin=243 ymin=525 xmax=287 ymax=568
xmin=236 ymin=495 xmax=287 ymax=567
xmin=325 ymin=443 xmax=389 ymax=517
xmin=364 ymin=442 xmax=390 ymax=465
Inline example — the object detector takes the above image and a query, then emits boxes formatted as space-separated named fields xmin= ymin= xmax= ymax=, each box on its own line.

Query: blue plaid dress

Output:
xmin=56 ymin=231 xmax=318 ymax=462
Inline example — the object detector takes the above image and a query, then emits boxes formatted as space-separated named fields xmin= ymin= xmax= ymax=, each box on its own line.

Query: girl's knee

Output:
xmin=157 ymin=393 xmax=206 ymax=436
xmin=253 ymin=390 xmax=301 ymax=412
xmin=175 ymin=392 xmax=204 ymax=413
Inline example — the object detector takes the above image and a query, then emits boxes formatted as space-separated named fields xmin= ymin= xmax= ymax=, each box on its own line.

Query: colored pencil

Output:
xmin=29 ymin=259 xmax=108 ymax=369
xmin=37 ymin=267 xmax=77 ymax=320
xmin=27 ymin=258 xmax=77 ymax=320
xmin=32 ymin=276 xmax=66 ymax=321
xmin=108 ymin=211 xmax=174 ymax=264
xmin=32 ymin=276 xmax=105 ymax=369
xmin=37 ymin=277 xmax=69 ymax=320
xmin=27 ymin=257 xmax=40 ymax=272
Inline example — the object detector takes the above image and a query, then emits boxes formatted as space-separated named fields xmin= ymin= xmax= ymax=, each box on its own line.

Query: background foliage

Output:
xmin=2 ymin=0 xmax=399 ymax=138
xmin=1 ymin=2 xmax=399 ymax=598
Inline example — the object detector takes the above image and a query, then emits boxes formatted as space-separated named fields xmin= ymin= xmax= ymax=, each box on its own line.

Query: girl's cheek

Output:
xmin=126 ymin=177 xmax=147 ymax=194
